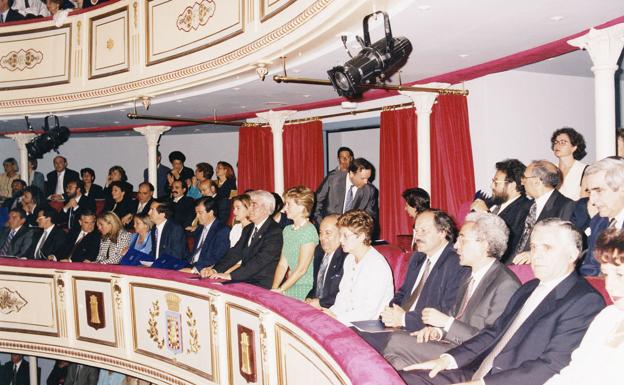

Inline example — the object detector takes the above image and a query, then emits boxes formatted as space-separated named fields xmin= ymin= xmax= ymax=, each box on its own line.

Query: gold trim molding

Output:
xmin=176 ymin=0 xmax=217 ymax=32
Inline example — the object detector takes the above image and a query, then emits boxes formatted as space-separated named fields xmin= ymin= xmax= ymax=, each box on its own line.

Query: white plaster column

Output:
xmin=569 ymin=24 xmax=624 ymax=159
xmin=400 ymin=83 xmax=448 ymax=193
xmin=256 ymin=110 xmax=297 ymax=195
xmin=133 ymin=125 xmax=171 ymax=197
xmin=5 ymin=133 xmax=37 ymax=183
xmin=28 ymin=356 xmax=37 ymax=385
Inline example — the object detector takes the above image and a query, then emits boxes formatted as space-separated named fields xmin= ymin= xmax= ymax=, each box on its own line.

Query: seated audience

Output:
xmin=46 ymin=156 xmax=80 ymax=201
xmin=180 ymin=197 xmax=229 ymax=275
xmin=0 ymin=208 xmax=34 ymax=258
xmin=229 ymin=193 xmax=251 ymax=245
xmin=134 ymin=182 xmax=154 ymax=217
xmin=580 ymin=157 xmax=624 ymax=276
xmin=305 ymin=214 xmax=346 ymax=308
xmin=65 ymin=363 xmax=98 ymax=385
xmin=551 ymin=127 xmax=588 ymax=201
xmin=2 ymin=179 xmax=26 ymax=210
xmin=271 ymin=192 xmax=293 ymax=229
xmin=471 ymin=159 xmax=532 ymax=264
xmin=62 ymin=180 xmax=95 ymax=231
xmin=271 ymin=186 xmax=319 ymax=300
xmin=94 ymin=212 xmax=131 ymax=265
xmin=148 ymin=200 xmax=187 ymax=260
xmin=28 ymin=159 xmax=45 ymax=195
xmin=143 ymin=150 xmax=170 ymax=199
xmin=512 ymin=159 xmax=575 ymax=264
xmin=103 ymin=166 xmax=133 ymax=205
xmin=401 ymin=218 xmax=604 ymax=385
xmin=81 ymin=167 xmax=104 ymax=200
xmin=167 ymin=151 xmax=194 ymax=191
xmin=198 ymin=179 xmax=218 ymax=198
xmin=29 ymin=208 xmax=66 ymax=260
xmin=383 ymin=213 xmax=521 ymax=370
xmin=12 ymin=0 xmax=50 ymax=18
xmin=188 ymin=162 xmax=214 ymax=199
xmin=0 ymin=354 xmax=29 ymax=385
xmin=104 ymin=180 xmax=136 ymax=227
xmin=170 ymin=179 xmax=195 ymax=229
xmin=215 ymin=161 xmax=237 ymax=222
xmin=402 ymin=187 xmax=431 ymax=250
xmin=324 ymin=210 xmax=393 ymax=323
xmin=46 ymin=360 xmax=69 ymax=385
xmin=205 ymin=190 xmax=282 ymax=288
xmin=544 ymin=227 xmax=624 ymax=385
xmin=0 ymin=0 xmax=24 ymax=23
xmin=124 ymin=213 xmax=153 ymax=256
xmin=0 ymin=157 xmax=19 ymax=201
xmin=21 ymin=187 xmax=46 ymax=227
xmin=62 ymin=210 xmax=100 ymax=262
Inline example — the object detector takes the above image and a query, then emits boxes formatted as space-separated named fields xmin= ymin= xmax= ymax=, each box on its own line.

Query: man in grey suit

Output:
xmin=0 ymin=208 xmax=35 ymax=258
xmin=64 ymin=363 xmax=99 ymax=385
xmin=313 ymin=157 xmax=379 ymax=236
xmin=382 ymin=212 xmax=521 ymax=370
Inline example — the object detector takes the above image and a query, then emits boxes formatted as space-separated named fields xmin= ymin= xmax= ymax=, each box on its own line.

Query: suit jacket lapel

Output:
xmin=538 ymin=190 xmax=558 ymax=221
xmin=459 ymin=262 xmax=501 ymax=318
xmin=248 ymin=219 xmax=272 ymax=250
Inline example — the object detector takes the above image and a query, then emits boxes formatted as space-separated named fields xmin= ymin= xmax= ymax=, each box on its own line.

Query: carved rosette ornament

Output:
xmin=176 ymin=0 xmax=216 ymax=32
xmin=0 ymin=49 xmax=43 ymax=71
xmin=0 ymin=287 xmax=28 ymax=314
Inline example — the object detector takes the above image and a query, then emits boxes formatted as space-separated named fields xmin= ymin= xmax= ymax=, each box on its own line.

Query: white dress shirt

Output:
xmin=343 ymin=174 xmax=355 ymax=212
xmin=55 ymin=170 xmax=66 ymax=195
xmin=558 ymin=160 xmax=587 ymax=201
xmin=407 ymin=242 xmax=448 ymax=311
xmin=12 ymin=0 xmax=50 ymax=17
xmin=534 ymin=189 xmax=555 ymax=220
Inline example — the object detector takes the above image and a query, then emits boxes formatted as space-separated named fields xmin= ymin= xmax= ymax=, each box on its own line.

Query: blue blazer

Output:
xmin=579 ymin=215 xmax=612 ymax=276
xmin=448 ymin=273 xmax=604 ymax=385
xmin=151 ymin=219 xmax=187 ymax=260
xmin=391 ymin=243 xmax=469 ymax=331
xmin=188 ymin=219 xmax=230 ymax=271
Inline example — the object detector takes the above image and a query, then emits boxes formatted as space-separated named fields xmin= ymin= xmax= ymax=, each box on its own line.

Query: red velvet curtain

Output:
xmin=430 ymin=95 xmax=475 ymax=223
xmin=283 ymin=120 xmax=324 ymax=191
xmin=379 ymin=108 xmax=418 ymax=244
xmin=237 ymin=125 xmax=274 ymax=193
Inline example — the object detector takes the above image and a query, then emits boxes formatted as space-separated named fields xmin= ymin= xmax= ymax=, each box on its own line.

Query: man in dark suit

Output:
xmin=0 ymin=0 xmax=25 ymax=23
xmin=61 ymin=211 xmax=100 ymax=262
xmin=383 ymin=212 xmax=521 ymax=370
xmin=170 ymin=180 xmax=195 ymax=228
xmin=360 ymin=209 xmax=469 ymax=352
xmin=579 ymin=157 xmax=624 ymax=275
xmin=471 ymin=159 xmax=532 ymax=264
xmin=143 ymin=151 xmax=171 ymax=198
xmin=61 ymin=180 xmax=95 ymax=231
xmin=1 ymin=179 xmax=26 ymax=210
xmin=0 ymin=354 xmax=29 ymax=385
xmin=207 ymin=190 xmax=283 ymax=289
xmin=28 ymin=207 xmax=66 ymax=260
xmin=64 ymin=363 xmax=99 ymax=385
xmin=401 ymin=218 xmax=604 ymax=385
xmin=313 ymin=157 xmax=379 ymax=235
xmin=180 ymin=197 xmax=230 ymax=275
xmin=305 ymin=214 xmax=346 ymax=308
xmin=148 ymin=200 xmax=187 ymax=259
xmin=46 ymin=156 xmax=80 ymax=200
xmin=135 ymin=182 xmax=155 ymax=217
xmin=512 ymin=160 xmax=575 ymax=264
xmin=0 ymin=208 xmax=35 ymax=258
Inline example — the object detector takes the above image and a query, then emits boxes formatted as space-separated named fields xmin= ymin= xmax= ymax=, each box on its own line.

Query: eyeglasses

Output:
xmin=553 ymin=140 xmax=570 ymax=146
xmin=456 ymin=234 xmax=483 ymax=243
xmin=521 ymin=175 xmax=539 ymax=181
xmin=491 ymin=179 xmax=508 ymax=184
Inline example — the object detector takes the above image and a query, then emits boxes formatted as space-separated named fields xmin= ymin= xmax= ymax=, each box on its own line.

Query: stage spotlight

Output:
xmin=26 ymin=115 xmax=71 ymax=159
xmin=327 ymin=11 xmax=412 ymax=99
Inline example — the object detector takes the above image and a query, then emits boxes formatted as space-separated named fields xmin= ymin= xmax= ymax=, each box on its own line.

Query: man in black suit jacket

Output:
xmin=28 ymin=207 xmax=67 ymax=260
xmin=471 ymin=159 xmax=532 ymax=264
xmin=512 ymin=160 xmax=575 ymax=263
xmin=207 ymin=190 xmax=283 ymax=289
xmin=0 ymin=0 xmax=24 ymax=23
xmin=148 ymin=200 xmax=187 ymax=259
xmin=305 ymin=214 xmax=346 ymax=308
xmin=0 ymin=354 xmax=29 ymax=385
xmin=62 ymin=211 xmax=100 ymax=262
xmin=383 ymin=213 xmax=521 ymax=370
xmin=46 ymin=156 xmax=80 ymax=199
xmin=401 ymin=218 xmax=604 ymax=385
xmin=135 ymin=182 xmax=155 ymax=217
xmin=313 ymin=157 xmax=379 ymax=236
xmin=170 ymin=180 xmax=195 ymax=228
xmin=61 ymin=180 xmax=95 ymax=231
xmin=0 ymin=208 xmax=35 ymax=258
xmin=144 ymin=151 xmax=172 ymax=198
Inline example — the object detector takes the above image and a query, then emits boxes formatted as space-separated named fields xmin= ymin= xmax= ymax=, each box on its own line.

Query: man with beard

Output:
xmin=61 ymin=180 xmax=95 ymax=231
xmin=471 ymin=159 xmax=532 ymax=264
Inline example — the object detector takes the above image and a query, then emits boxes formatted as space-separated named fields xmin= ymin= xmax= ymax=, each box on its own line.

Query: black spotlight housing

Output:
xmin=327 ymin=11 xmax=412 ymax=99
xmin=26 ymin=115 xmax=71 ymax=159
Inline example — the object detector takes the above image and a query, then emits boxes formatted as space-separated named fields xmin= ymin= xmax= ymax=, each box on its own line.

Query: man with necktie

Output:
xmin=61 ymin=211 xmax=101 ymax=262
xmin=28 ymin=208 xmax=66 ymax=260
xmin=0 ymin=354 xmax=30 ymax=385
xmin=0 ymin=208 xmax=35 ymax=258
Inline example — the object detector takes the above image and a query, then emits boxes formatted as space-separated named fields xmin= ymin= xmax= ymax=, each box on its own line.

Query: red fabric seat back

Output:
xmin=375 ymin=245 xmax=410 ymax=292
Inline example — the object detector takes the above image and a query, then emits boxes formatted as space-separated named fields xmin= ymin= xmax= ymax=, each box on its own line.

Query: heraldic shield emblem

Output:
xmin=165 ymin=293 xmax=183 ymax=354
xmin=85 ymin=290 xmax=105 ymax=330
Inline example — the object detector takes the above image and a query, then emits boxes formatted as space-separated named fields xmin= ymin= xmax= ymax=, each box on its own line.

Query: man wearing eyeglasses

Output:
xmin=471 ymin=159 xmax=532 ymax=264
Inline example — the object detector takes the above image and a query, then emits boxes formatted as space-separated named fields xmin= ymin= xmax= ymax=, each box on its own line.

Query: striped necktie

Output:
xmin=0 ymin=230 xmax=16 ymax=256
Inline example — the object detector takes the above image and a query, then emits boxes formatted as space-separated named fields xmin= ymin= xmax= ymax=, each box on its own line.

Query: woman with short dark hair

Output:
xmin=551 ymin=127 xmax=587 ymax=200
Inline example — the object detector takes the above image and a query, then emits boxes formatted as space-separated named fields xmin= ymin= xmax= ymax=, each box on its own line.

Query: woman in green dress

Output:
xmin=271 ymin=186 xmax=319 ymax=300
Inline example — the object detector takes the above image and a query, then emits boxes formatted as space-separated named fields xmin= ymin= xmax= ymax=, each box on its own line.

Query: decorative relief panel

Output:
xmin=0 ymin=26 xmax=71 ymax=90
xmin=90 ymin=7 xmax=130 ymax=79
xmin=0 ymin=273 xmax=58 ymax=336
xmin=130 ymin=283 xmax=217 ymax=381
xmin=146 ymin=0 xmax=244 ymax=65
xmin=73 ymin=277 xmax=118 ymax=346
xmin=260 ymin=0 xmax=296 ymax=22
xmin=226 ymin=303 xmax=265 ymax=385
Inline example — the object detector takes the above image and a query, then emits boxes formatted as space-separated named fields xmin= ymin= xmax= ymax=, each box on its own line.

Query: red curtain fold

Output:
xmin=430 ymin=95 xmax=475 ymax=223
xmin=283 ymin=120 xmax=324 ymax=191
xmin=237 ymin=125 xmax=274 ymax=193
xmin=379 ymin=107 xmax=418 ymax=244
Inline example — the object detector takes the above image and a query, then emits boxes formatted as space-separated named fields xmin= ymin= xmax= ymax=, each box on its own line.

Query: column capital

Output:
xmin=256 ymin=110 xmax=297 ymax=133
xmin=133 ymin=125 xmax=171 ymax=146
xmin=568 ymin=24 xmax=624 ymax=71
xmin=400 ymin=83 xmax=449 ymax=115
xmin=4 ymin=132 xmax=36 ymax=148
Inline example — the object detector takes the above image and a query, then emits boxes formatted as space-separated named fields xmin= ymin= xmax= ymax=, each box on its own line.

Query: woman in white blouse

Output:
xmin=324 ymin=210 xmax=394 ymax=324
xmin=551 ymin=127 xmax=588 ymax=201
xmin=544 ymin=227 xmax=624 ymax=385
xmin=95 ymin=212 xmax=131 ymax=265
